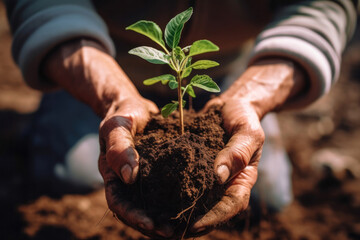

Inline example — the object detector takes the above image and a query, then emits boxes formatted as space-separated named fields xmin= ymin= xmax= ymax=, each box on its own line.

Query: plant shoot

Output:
xmin=126 ymin=7 xmax=220 ymax=135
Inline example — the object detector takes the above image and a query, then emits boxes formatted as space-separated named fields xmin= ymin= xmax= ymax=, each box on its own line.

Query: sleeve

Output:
xmin=248 ymin=0 xmax=359 ymax=109
xmin=3 ymin=0 xmax=116 ymax=91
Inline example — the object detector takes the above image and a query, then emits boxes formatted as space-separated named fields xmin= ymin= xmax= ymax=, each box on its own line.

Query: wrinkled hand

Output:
xmin=98 ymin=96 xmax=168 ymax=237
xmin=190 ymin=58 xmax=304 ymax=235
xmin=43 ymin=39 xmax=173 ymax=238
xmin=190 ymin=97 xmax=264 ymax=235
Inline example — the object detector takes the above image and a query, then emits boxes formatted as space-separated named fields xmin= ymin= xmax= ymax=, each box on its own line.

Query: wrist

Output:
xmin=43 ymin=39 xmax=140 ymax=118
xmin=221 ymin=58 xmax=305 ymax=119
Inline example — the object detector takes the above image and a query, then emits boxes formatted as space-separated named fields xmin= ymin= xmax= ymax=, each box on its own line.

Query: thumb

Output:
xmin=100 ymin=116 xmax=139 ymax=184
xmin=215 ymin=128 xmax=264 ymax=184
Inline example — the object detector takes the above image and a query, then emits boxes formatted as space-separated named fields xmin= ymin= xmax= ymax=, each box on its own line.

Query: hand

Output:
xmin=43 ymin=39 xmax=173 ymax=238
xmin=190 ymin=58 xmax=305 ymax=235
xmin=98 ymin=96 xmax=169 ymax=238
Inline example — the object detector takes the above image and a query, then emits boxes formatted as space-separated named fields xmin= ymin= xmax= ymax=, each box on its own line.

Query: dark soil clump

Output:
xmin=121 ymin=106 xmax=228 ymax=235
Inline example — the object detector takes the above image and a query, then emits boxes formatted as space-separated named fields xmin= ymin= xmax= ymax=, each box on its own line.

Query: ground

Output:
xmin=0 ymin=2 xmax=360 ymax=240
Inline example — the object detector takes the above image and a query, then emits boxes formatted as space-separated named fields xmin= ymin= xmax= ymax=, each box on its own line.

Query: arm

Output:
xmin=42 ymin=38 xmax=160 ymax=234
xmin=3 ymin=0 xmax=115 ymax=90
xmin=249 ymin=0 xmax=359 ymax=108
xmin=191 ymin=0 xmax=358 ymax=235
xmin=4 ymin=1 xmax=166 ymax=237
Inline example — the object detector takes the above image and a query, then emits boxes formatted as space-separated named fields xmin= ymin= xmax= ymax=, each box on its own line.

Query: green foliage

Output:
xmin=190 ymin=60 xmax=219 ymax=69
xmin=127 ymin=7 xmax=221 ymax=132
xmin=126 ymin=21 xmax=166 ymax=50
xmin=161 ymin=102 xmax=179 ymax=118
xmin=143 ymin=74 xmax=176 ymax=85
xmin=128 ymin=47 xmax=169 ymax=64
xmin=189 ymin=40 xmax=219 ymax=57
xmin=190 ymin=75 xmax=220 ymax=92
xmin=165 ymin=8 xmax=193 ymax=49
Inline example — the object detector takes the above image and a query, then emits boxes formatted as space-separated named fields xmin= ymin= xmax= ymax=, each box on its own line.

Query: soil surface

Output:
xmin=1 ymin=2 xmax=360 ymax=240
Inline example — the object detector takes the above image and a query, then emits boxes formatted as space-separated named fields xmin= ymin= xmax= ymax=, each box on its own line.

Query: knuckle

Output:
xmin=226 ymin=190 xmax=250 ymax=212
xmin=254 ymin=128 xmax=265 ymax=146
xmin=100 ymin=116 xmax=133 ymax=136
xmin=231 ymin=145 xmax=251 ymax=169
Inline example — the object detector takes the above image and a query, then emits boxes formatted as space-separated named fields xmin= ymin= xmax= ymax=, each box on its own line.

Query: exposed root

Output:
xmin=170 ymin=190 xmax=204 ymax=240
xmin=96 ymin=208 xmax=110 ymax=227
xmin=113 ymin=211 xmax=122 ymax=223
xmin=171 ymin=190 xmax=204 ymax=220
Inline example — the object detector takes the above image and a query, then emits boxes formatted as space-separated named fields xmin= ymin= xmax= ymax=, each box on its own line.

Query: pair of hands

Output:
xmin=44 ymin=39 xmax=303 ymax=239
xmin=98 ymin=89 xmax=264 ymax=238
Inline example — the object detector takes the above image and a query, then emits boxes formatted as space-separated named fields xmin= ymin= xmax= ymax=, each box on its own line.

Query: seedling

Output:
xmin=126 ymin=7 xmax=220 ymax=135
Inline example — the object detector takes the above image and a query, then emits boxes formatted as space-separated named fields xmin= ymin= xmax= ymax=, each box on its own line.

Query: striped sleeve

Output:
xmin=4 ymin=0 xmax=115 ymax=91
xmin=248 ymin=0 xmax=358 ymax=108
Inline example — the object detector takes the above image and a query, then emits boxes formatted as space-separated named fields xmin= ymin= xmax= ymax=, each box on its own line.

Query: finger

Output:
xmin=190 ymin=183 xmax=252 ymax=233
xmin=99 ymin=156 xmax=174 ymax=239
xmin=215 ymin=129 xmax=264 ymax=184
xmin=199 ymin=97 xmax=224 ymax=114
xmin=190 ymin=158 xmax=260 ymax=234
xmin=100 ymin=116 xmax=139 ymax=184
xmin=99 ymin=155 xmax=154 ymax=232
xmin=143 ymin=98 xmax=159 ymax=114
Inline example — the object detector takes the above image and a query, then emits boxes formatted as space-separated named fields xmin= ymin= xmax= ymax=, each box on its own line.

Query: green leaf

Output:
xmin=182 ymin=99 xmax=186 ymax=107
xmin=190 ymin=75 xmax=221 ymax=92
xmin=186 ymin=85 xmax=196 ymax=98
xmin=173 ymin=46 xmax=185 ymax=62
xmin=161 ymin=102 xmax=178 ymax=118
xmin=181 ymin=67 xmax=192 ymax=78
xmin=185 ymin=57 xmax=192 ymax=67
xmin=168 ymin=80 xmax=178 ymax=89
xmin=128 ymin=46 xmax=169 ymax=64
xmin=189 ymin=40 xmax=219 ymax=57
xmin=165 ymin=7 xmax=193 ymax=49
xmin=143 ymin=74 xmax=176 ymax=86
xmin=190 ymin=60 xmax=219 ymax=69
xmin=174 ymin=100 xmax=186 ymax=107
xmin=126 ymin=20 xmax=166 ymax=49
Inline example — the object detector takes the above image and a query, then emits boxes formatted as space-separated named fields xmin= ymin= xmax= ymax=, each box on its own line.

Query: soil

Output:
xmin=122 ymin=107 xmax=226 ymax=236
xmin=1 ymin=2 xmax=360 ymax=240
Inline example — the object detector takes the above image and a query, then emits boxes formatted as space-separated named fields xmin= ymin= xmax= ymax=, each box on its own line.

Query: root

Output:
xmin=96 ymin=208 xmax=110 ymax=227
xmin=170 ymin=190 xmax=204 ymax=240
xmin=180 ymin=199 xmax=197 ymax=240
xmin=113 ymin=211 xmax=122 ymax=223
xmin=171 ymin=190 xmax=204 ymax=220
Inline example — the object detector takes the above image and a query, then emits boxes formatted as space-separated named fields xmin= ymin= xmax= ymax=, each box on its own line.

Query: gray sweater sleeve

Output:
xmin=4 ymin=0 xmax=115 ymax=91
xmin=248 ymin=0 xmax=358 ymax=109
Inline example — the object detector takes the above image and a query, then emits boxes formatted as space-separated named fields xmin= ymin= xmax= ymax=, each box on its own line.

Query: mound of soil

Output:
xmin=118 ymin=107 xmax=227 ymax=236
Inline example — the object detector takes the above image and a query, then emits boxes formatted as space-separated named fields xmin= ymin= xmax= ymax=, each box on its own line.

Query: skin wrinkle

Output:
xmin=220 ymin=59 xmax=298 ymax=118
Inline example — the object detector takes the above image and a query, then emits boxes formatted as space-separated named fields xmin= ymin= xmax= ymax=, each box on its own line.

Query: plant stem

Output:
xmin=177 ymin=73 xmax=184 ymax=135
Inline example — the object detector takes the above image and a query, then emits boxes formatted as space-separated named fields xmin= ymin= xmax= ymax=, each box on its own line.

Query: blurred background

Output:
xmin=0 ymin=1 xmax=360 ymax=239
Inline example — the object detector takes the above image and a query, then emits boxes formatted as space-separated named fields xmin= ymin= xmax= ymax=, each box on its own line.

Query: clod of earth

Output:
xmin=115 ymin=107 xmax=227 ymax=237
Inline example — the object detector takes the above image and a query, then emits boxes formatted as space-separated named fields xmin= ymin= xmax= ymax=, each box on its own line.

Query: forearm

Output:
xmin=4 ymin=0 xmax=115 ymax=91
xmin=221 ymin=58 xmax=306 ymax=119
xmin=42 ymin=39 xmax=140 ymax=118
xmin=249 ymin=0 xmax=358 ymax=109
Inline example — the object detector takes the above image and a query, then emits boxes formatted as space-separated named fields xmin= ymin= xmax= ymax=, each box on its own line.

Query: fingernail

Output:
xmin=121 ymin=164 xmax=132 ymax=183
xmin=131 ymin=165 xmax=139 ymax=183
xmin=217 ymin=165 xmax=230 ymax=184
xmin=127 ymin=148 xmax=139 ymax=164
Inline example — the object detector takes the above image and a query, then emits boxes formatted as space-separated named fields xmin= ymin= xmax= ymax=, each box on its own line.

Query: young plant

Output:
xmin=126 ymin=7 xmax=220 ymax=135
